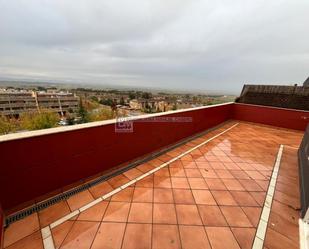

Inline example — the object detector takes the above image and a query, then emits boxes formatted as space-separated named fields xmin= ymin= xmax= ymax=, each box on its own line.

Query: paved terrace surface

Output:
xmin=2 ymin=121 xmax=303 ymax=249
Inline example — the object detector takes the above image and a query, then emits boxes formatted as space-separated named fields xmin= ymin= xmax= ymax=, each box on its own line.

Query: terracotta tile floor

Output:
xmin=264 ymin=146 xmax=301 ymax=249
xmin=2 ymin=121 xmax=304 ymax=249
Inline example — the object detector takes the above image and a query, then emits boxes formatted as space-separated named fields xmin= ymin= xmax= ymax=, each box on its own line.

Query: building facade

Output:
xmin=0 ymin=90 xmax=79 ymax=116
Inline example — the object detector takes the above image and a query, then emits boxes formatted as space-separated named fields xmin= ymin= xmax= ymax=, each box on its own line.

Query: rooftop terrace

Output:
xmin=0 ymin=102 xmax=308 ymax=249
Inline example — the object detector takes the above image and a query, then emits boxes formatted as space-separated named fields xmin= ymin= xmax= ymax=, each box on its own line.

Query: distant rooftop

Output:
xmin=236 ymin=76 xmax=309 ymax=111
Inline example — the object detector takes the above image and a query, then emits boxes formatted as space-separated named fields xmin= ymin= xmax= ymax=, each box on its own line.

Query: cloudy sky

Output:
xmin=0 ymin=0 xmax=308 ymax=93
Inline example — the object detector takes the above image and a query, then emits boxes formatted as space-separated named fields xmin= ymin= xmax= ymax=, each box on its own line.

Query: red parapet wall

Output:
xmin=232 ymin=103 xmax=309 ymax=131
xmin=1 ymin=102 xmax=307 ymax=213
xmin=0 ymin=103 xmax=232 ymax=211
xmin=0 ymin=205 xmax=3 ymax=249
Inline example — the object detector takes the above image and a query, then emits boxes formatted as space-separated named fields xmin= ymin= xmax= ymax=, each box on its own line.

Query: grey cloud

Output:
xmin=0 ymin=0 xmax=308 ymax=93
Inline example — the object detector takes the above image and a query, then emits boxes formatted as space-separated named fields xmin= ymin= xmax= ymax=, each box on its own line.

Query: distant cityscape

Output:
xmin=1 ymin=77 xmax=308 ymax=136
xmin=0 ymin=82 xmax=236 ymax=134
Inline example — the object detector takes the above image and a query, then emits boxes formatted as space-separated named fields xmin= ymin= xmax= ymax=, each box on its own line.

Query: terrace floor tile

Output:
xmin=122 ymin=223 xmax=152 ymax=249
xmin=66 ymin=190 xmax=94 ymax=211
xmin=110 ymin=187 xmax=134 ymax=202
xmin=169 ymin=168 xmax=186 ymax=177
xmin=60 ymin=221 xmax=99 ymax=249
xmin=241 ymin=207 xmax=262 ymax=227
xmin=4 ymin=231 xmax=43 ymax=249
xmin=153 ymin=203 xmax=177 ymax=224
xmin=39 ymin=201 xmax=71 ymax=228
xmin=89 ymin=181 xmax=114 ymax=199
xmin=211 ymin=190 xmax=237 ymax=206
xmin=170 ymin=177 xmax=190 ymax=189
xmin=191 ymin=189 xmax=216 ymax=205
xmin=179 ymin=225 xmax=211 ymax=249
xmin=231 ymin=227 xmax=255 ymax=249
xmin=123 ymin=168 xmax=143 ymax=180
xmin=206 ymin=227 xmax=240 ymax=249
xmin=175 ymin=204 xmax=202 ymax=225
xmin=152 ymin=224 xmax=181 ymax=249
xmin=132 ymin=187 xmax=153 ymax=203
xmin=230 ymin=191 xmax=259 ymax=207
xmin=102 ymin=202 xmax=130 ymax=222
xmin=128 ymin=202 xmax=152 ymax=223
xmin=3 ymin=121 xmax=304 ymax=249
xmin=205 ymin=178 xmax=227 ymax=190
xmin=198 ymin=205 xmax=227 ymax=226
xmin=187 ymin=177 xmax=208 ymax=189
xmin=220 ymin=206 xmax=253 ymax=227
xmin=51 ymin=220 xmax=75 ymax=249
xmin=153 ymin=188 xmax=174 ymax=203
xmin=4 ymin=213 xmax=40 ymax=248
xmin=91 ymin=222 xmax=126 ymax=249
xmin=77 ymin=201 xmax=108 ymax=222
xmin=173 ymin=189 xmax=195 ymax=204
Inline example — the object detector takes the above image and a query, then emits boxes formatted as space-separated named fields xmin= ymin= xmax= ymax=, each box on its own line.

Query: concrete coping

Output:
xmin=234 ymin=102 xmax=309 ymax=112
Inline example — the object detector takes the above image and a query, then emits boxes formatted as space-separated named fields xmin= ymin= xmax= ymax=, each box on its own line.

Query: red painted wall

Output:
xmin=232 ymin=103 xmax=309 ymax=131
xmin=0 ymin=204 xmax=3 ymax=249
xmin=0 ymin=104 xmax=232 ymax=211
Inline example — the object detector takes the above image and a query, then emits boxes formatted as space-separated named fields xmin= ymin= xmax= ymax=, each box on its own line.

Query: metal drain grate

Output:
xmin=5 ymin=121 xmax=229 ymax=227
